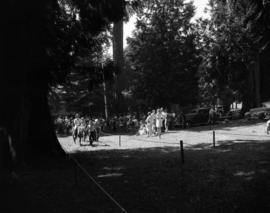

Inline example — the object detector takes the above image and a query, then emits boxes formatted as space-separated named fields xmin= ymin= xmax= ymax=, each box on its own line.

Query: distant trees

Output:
xmin=244 ymin=0 xmax=270 ymax=53
xmin=124 ymin=0 xmax=270 ymax=112
xmin=125 ymin=0 xmax=201 ymax=109
xmin=49 ymin=57 xmax=118 ymax=117
xmin=196 ymin=0 xmax=270 ymax=111
xmin=243 ymin=0 xmax=270 ymax=103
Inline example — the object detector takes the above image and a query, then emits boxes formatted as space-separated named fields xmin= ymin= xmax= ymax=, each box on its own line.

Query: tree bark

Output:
xmin=254 ymin=52 xmax=261 ymax=107
xmin=102 ymin=68 xmax=109 ymax=120
xmin=113 ymin=19 xmax=125 ymax=96
xmin=27 ymin=93 xmax=65 ymax=159
xmin=0 ymin=0 xmax=65 ymax=165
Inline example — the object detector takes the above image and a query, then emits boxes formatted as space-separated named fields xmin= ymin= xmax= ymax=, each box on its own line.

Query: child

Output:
xmin=145 ymin=112 xmax=152 ymax=137
xmin=151 ymin=110 xmax=157 ymax=135
xmin=155 ymin=109 xmax=163 ymax=139
xmin=137 ymin=121 xmax=147 ymax=136
xmin=161 ymin=108 xmax=168 ymax=132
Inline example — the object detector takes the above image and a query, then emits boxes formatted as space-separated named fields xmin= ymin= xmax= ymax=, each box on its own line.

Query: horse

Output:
xmin=72 ymin=125 xmax=87 ymax=145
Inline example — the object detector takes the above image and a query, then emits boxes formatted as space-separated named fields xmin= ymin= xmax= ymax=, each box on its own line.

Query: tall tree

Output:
xmin=126 ymin=0 xmax=200 ymax=108
xmin=243 ymin=0 xmax=270 ymax=103
xmin=112 ymin=0 xmax=143 ymax=111
xmin=197 ymin=0 xmax=263 ymax=111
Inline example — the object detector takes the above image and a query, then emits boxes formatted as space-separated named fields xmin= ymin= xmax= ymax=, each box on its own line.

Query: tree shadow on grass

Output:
xmin=20 ymin=138 xmax=270 ymax=213
xmin=63 ymin=138 xmax=270 ymax=213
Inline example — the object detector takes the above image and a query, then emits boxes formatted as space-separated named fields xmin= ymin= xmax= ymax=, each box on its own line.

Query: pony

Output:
xmin=72 ymin=125 xmax=87 ymax=145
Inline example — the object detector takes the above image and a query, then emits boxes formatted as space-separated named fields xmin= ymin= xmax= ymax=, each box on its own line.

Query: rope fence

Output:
xmin=63 ymin=129 xmax=193 ymax=212
xmin=100 ymin=130 xmax=270 ymax=146
xmin=63 ymin=149 xmax=128 ymax=213
xmin=61 ymin=127 xmax=269 ymax=212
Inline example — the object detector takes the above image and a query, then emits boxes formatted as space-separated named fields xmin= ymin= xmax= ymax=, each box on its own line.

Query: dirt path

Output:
xmin=59 ymin=120 xmax=270 ymax=153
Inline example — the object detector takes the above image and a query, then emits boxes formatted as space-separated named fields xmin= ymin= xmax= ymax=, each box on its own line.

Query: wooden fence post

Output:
xmin=213 ymin=130 xmax=216 ymax=147
xmin=180 ymin=140 xmax=184 ymax=163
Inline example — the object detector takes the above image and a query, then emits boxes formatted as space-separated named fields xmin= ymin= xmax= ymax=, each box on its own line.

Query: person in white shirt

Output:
xmin=146 ymin=112 xmax=152 ymax=137
xmin=72 ymin=114 xmax=81 ymax=136
xmin=151 ymin=110 xmax=157 ymax=135
xmin=137 ymin=121 xmax=147 ymax=136
xmin=267 ymin=119 xmax=270 ymax=135
xmin=161 ymin=108 xmax=168 ymax=132
xmin=155 ymin=108 xmax=163 ymax=139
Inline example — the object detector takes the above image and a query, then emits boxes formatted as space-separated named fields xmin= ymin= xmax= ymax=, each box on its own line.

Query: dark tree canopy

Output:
xmin=50 ymin=57 xmax=119 ymax=117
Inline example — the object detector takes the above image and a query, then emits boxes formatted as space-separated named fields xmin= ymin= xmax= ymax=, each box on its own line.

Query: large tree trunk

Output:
xmin=0 ymin=0 xmax=65 ymax=166
xmin=113 ymin=19 xmax=124 ymax=87
xmin=27 ymin=93 xmax=65 ymax=159
xmin=241 ymin=63 xmax=254 ymax=113
xmin=254 ymin=52 xmax=261 ymax=107
xmin=112 ymin=19 xmax=126 ymax=110
xmin=113 ymin=19 xmax=130 ymax=113
xmin=102 ymin=69 xmax=109 ymax=120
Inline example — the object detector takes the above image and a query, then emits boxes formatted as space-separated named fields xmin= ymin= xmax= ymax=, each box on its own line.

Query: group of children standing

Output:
xmin=137 ymin=108 xmax=168 ymax=139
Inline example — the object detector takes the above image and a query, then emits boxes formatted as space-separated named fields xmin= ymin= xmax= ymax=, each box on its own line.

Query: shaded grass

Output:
xmin=17 ymin=139 xmax=270 ymax=213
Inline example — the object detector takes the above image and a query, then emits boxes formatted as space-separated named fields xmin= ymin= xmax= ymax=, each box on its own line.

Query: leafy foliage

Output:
xmin=48 ymin=0 xmax=126 ymax=116
xmin=50 ymin=58 xmax=119 ymax=116
xmin=243 ymin=0 xmax=270 ymax=53
xmin=47 ymin=0 xmax=126 ymax=84
xmin=126 ymin=0 xmax=201 ymax=108
xmin=196 ymin=0 xmax=259 ymax=108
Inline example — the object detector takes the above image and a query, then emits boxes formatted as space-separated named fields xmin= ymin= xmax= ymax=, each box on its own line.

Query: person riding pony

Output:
xmin=72 ymin=114 xmax=82 ymax=143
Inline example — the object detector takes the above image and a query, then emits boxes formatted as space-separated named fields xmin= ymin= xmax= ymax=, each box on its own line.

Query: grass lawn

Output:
xmin=16 ymin=136 xmax=270 ymax=213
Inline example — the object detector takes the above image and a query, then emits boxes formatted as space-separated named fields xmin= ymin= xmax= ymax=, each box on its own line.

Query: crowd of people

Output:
xmin=137 ymin=108 xmax=170 ymax=138
xmin=54 ymin=106 xmax=270 ymax=143
xmin=54 ymin=114 xmax=141 ymax=135
xmin=54 ymin=108 xmax=175 ymax=140
xmin=71 ymin=114 xmax=103 ymax=144
xmin=54 ymin=114 xmax=104 ymax=144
